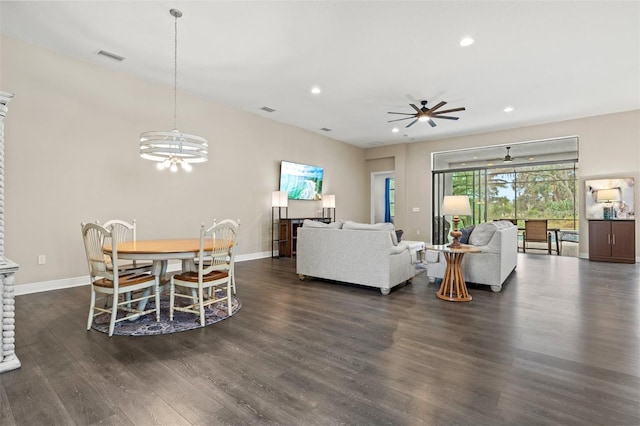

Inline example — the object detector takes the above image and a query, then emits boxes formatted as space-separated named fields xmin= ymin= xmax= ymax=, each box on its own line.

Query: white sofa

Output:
xmin=427 ymin=220 xmax=518 ymax=292
xmin=296 ymin=220 xmax=415 ymax=295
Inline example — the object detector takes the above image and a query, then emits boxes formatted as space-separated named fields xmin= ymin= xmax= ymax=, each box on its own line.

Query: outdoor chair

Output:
xmin=522 ymin=219 xmax=552 ymax=254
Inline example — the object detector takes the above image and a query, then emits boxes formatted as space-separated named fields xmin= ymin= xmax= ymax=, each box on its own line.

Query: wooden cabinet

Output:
xmin=588 ymin=220 xmax=635 ymax=263
xmin=278 ymin=217 xmax=331 ymax=257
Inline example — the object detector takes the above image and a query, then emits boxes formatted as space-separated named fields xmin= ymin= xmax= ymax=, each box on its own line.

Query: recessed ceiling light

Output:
xmin=504 ymin=106 xmax=514 ymax=113
xmin=459 ymin=37 xmax=474 ymax=47
xmin=310 ymin=86 xmax=321 ymax=95
xmin=529 ymin=157 xmax=535 ymax=161
xmin=392 ymin=128 xmax=399 ymax=133
xmin=487 ymin=163 xmax=494 ymax=166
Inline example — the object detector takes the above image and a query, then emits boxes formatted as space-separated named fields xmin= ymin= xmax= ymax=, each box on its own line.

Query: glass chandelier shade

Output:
xmin=140 ymin=8 xmax=208 ymax=172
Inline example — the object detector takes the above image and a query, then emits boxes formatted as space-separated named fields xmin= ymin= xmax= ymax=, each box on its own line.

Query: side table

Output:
xmin=426 ymin=244 xmax=480 ymax=302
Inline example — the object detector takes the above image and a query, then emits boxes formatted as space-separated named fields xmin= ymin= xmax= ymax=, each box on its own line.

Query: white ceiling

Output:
xmin=1 ymin=1 xmax=639 ymax=148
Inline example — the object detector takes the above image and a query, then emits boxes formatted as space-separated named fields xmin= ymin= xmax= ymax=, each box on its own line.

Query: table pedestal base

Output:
xmin=436 ymin=251 xmax=472 ymax=302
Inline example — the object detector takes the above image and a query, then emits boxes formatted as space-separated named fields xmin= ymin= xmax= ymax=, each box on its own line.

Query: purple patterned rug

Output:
xmin=91 ymin=292 xmax=241 ymax=336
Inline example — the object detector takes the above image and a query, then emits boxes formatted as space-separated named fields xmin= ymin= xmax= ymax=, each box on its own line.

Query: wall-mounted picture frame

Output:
xmin=585 ymin=178 xmax=635 ymax=220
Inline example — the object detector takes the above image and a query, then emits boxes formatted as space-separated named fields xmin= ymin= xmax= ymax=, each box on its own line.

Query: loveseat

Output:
xmin=296 ymin=220 xmax=415 ymax=295
xmin=427 ymin=220 xmax=518 ymax=292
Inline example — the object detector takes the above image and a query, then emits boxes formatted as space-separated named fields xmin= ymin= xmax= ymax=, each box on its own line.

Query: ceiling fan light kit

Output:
xmin=139 ymin=8 xmax=208 ymax=172
xmin=387 ymin=99 xmax=466 ymax=128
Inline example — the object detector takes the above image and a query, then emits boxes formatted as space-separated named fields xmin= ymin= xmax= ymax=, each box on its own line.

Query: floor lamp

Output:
xmin=442 ymin=195 xmax=472 ymax=249
xmin=271 ymin=191 xmax=288 ymax=258
xmin=322 ymin=194 xmax=336 ymax=222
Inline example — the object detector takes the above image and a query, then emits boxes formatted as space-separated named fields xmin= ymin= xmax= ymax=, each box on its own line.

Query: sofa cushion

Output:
xmin=303 ymin=219 xmax=343 ymax=229
xmin=343 ymin=221 xmax=398 ymax=245
xmin=469 ymin=222 xmax=497 ymax=246
xmin=460 ymin=225 xmax=475 ymax=244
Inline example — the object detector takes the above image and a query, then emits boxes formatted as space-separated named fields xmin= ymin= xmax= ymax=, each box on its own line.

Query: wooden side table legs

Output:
xmin=436 ymin=252 xmax=472 ymax=302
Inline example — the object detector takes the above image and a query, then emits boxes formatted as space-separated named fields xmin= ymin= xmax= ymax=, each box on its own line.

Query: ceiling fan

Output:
xmin=387 ymin=100 xmax=466 ymax=128
xmin=502 ymin=146 xmax=514 ymax=163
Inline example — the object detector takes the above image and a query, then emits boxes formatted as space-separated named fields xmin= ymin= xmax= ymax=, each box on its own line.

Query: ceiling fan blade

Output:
xmin=405 ymin=118 xmax=419 ymax=128
xmin=387 ymin=112 xmax=417 ymax=115
xmin=431 ymin=115 xmax=460 ymax=120
xmin=409 ymin=103 xmax=421 ymax=112
xmin=432 ymin=107 xmax=466 ymax=115
xmin=428 ymin=119 xmax=437 ymax=127
xmin=388 ymin=117 xmax=415 ymax=123
xmin=429 ymin=101 xmax=447 ymax=112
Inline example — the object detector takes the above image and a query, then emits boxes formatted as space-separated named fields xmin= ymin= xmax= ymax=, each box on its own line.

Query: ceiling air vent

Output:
xmin=260 ymin=106 xmax=276 ymax=113
xmin=320 ymin=128 xmax=332 ymax=132
xmin=97 ymin=50 xmax=125 ymax=62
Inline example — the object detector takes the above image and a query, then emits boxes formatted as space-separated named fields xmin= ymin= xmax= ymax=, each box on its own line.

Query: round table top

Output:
xmin=426 ymin=244 xmax=481 ymax=254
xmin=105 ymin=239 xmax=231 ymax=254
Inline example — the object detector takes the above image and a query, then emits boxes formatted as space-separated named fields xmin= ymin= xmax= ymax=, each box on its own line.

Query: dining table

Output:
xmin=104 ymin=238 xmax=232 ymax=313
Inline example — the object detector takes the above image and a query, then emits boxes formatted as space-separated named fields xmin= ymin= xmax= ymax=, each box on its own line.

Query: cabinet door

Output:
xmin=611 ymin=221 xmax=635 ymax=262
xmin=589 ymin=221 xmax=612 ymax=260
xmin=279 ymin=220 xmax=292 ymax=257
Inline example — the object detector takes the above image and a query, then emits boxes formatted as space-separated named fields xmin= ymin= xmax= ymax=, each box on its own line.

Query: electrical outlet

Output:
xmin=37 ymin=255 xmax=46 ymax=265
xmin=416 ymin=230 xmax=420 ymax=235
xmin=412 ymin=207 xmax=420 ymax=212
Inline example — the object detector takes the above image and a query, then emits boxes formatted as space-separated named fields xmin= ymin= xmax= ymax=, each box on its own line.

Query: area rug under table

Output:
xmin=91 ymin=293 xmax=241 ymax=336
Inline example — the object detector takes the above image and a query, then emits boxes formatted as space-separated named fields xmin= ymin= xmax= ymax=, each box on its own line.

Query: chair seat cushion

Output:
xmin=94 ymin=272 xmax=155 ymax=288
xmin=173 ymin=270 xmax=228 ymax=283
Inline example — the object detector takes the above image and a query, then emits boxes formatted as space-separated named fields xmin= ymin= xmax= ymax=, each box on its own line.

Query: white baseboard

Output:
xmin=15 ymin=251 xmax=273 ymax=296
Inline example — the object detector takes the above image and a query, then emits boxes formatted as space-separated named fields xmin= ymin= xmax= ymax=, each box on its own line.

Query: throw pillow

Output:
xmin=343 ymin=221 xmax=398 ymax=245
xmin=459 ymin=225 xmax=475 ymax=244
xmin=468 ymin=222 xmax=497 ymax=246
xmin=303 ymin=219 xmax=343 ymax=229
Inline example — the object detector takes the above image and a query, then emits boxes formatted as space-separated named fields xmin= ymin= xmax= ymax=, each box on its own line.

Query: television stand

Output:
xmin=276 ymin=217 xmax=331 ymax=257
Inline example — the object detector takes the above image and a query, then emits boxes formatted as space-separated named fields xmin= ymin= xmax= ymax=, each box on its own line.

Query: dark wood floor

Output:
xmin=1 ymin=254 xmax=639 ymax=425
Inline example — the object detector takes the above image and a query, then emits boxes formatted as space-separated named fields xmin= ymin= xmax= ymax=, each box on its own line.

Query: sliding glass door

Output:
xmin=433 ymin=161 xmax=578 ymax=244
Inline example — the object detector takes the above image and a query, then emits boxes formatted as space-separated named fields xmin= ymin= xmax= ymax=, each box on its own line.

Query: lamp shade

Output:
xmin=272 ymin=191 xmax=288 ymax=207
xmin=322 ymin=194 xmax=336 ymax=208
xmin=441 ymin=195 xmax=472 ymax=216
xmin=596 ymin=188 xmax=620 ymax=203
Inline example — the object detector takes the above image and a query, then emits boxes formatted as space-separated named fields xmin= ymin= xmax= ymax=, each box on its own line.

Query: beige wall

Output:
xmin=366 ymin=110 xmax=640 ymax=259
xmin=3 ymin=35 xmax=637 ymax=287
xmin=0 ymin=36 xmax=368 ymax=285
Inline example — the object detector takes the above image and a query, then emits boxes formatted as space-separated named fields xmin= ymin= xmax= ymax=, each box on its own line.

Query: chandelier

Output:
xmin=139 ymin=8 xmax=208 ymax=172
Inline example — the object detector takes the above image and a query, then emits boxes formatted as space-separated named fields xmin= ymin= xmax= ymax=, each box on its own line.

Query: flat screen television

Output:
xmin=279 ymin=160 xmax=323 ymax=200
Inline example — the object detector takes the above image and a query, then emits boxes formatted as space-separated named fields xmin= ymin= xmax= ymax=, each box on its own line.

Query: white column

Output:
xmin=0 ymin=91 xmax=20 ymax=373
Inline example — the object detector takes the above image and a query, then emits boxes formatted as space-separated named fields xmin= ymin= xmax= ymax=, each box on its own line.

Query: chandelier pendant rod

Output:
xmin=172 ymin=9 xmax=179 ymax=130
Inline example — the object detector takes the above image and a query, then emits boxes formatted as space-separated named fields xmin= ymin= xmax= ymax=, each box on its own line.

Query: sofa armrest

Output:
xmin=390 ymin=244 xmax=410 ymax=255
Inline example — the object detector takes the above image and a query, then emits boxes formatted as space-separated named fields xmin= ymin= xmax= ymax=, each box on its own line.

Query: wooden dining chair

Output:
xmin=522 ymin=219 xmax=552 ymax=254
xmin=170 ymin=220 xmax=239 ymax=326
xmin=101 ymin=219 xmax=152 ymax=273
xmin=194 ymin=219 xmax=241 ymax=294
xmin=82 ymin=222 xmax=160 ymax=337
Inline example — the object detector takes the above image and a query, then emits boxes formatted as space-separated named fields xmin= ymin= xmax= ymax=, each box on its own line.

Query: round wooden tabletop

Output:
xmin=426 ymin=244 xmax=481 ymax=254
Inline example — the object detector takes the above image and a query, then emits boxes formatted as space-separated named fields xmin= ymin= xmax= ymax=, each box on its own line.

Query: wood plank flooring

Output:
xmin=1 ymin=254 xmax=639 ymax=425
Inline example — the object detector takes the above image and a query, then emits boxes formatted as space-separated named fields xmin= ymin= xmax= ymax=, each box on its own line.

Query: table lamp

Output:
xmin=596 ymin=188 xmax=620 ymax=219
xmin=322 ymin=194 xmax=336 ymax=222
xmin=441 ymin=195 xmax=472 ymax=248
